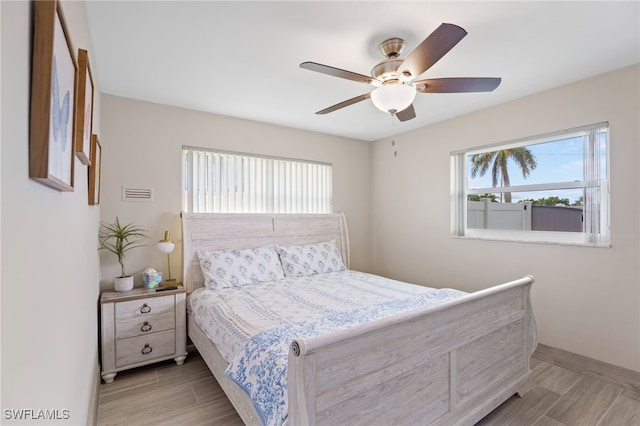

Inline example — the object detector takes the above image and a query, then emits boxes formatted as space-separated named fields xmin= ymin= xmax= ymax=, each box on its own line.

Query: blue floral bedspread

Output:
xmin=224 ymin=288 xmax=466 ymax=426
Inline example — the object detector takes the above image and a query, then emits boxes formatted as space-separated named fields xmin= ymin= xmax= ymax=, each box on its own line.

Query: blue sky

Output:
xmin=467 ymin=135 xmax=607 ymax=203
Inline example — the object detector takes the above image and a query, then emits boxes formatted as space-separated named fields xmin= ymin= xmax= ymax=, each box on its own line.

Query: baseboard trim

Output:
xmin=533 ymin=343 xmax=640 ymax=400
xmin=86 ymin=359 xmax=101 ymax=426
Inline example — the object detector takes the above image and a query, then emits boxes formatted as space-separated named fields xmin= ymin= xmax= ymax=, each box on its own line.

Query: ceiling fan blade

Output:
xmin=398 ymin=23 xmax=468 ymax=79
xmin=415 ymin=77 xmax=501 ymax=93
xmin=316 ymin=93 xmax=371 ymax=115
xmin=301 ymin=62 xmax=380 ymax=86
xmin=395 ymin=104 xmax=416 ymax=122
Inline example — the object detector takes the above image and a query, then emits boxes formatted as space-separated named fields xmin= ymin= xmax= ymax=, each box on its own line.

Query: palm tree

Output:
xmin=469 ymin=148 xmax=537 ymax=203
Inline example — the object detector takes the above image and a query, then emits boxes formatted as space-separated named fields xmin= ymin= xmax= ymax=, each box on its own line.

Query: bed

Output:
xmin=181 ymin=212 xmax=537 ymax=426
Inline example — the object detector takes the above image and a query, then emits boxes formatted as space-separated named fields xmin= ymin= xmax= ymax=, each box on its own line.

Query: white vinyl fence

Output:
xmin=468 ymin=200 xmax=532 ymax=230
xmin=468 ymin=200 xmax=584 ymax=232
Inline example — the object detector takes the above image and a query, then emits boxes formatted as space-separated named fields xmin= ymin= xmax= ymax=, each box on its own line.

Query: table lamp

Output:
xmin=157 ymin=230 xmax=176 ymax=283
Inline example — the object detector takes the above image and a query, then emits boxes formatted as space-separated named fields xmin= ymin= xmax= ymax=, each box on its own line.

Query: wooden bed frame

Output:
xmin=181 ymin=212 xmax=537 ymax=425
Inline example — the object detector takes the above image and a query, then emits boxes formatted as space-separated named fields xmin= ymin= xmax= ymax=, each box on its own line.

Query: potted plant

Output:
xmin=99 ymin=217 xmax=149 ymax=291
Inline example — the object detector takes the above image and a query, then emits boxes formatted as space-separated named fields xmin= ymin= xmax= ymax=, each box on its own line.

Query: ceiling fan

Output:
xmin=300 ymin=23 xmax=501 ymax=122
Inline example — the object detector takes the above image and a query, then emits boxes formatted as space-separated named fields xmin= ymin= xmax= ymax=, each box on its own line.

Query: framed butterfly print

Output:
xmin=88 ymin=134 xmax=101 ymax=205
xmin=74 ymin=49 xmax=93 ymax=166
xmin=29 ymin=0 xmax=77 ymax=191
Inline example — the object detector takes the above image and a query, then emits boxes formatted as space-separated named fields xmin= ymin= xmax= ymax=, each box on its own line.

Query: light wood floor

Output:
xmin=97 ymin=349 xmax=639 ymax=426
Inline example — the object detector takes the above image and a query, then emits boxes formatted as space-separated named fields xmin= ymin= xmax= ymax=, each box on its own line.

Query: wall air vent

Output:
xmin=122 ymin=186 xmax=153 ymax=202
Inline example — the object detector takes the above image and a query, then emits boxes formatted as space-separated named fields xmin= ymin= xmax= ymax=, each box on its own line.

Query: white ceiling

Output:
xmin=85 ymin=1 xmax=640 ymax=142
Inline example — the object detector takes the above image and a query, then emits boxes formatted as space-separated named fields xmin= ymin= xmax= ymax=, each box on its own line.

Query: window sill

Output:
xmin=452 ymin=229 xmax=611 ymax=248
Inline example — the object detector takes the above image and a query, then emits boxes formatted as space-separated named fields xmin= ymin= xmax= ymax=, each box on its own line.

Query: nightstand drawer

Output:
xmin=115 ymin=295 xmax=174 ymax=320
xmin=115 ymin=312 xmax=175 ymax=339
xmin=115 ymin=330 xmax=176 ymax=367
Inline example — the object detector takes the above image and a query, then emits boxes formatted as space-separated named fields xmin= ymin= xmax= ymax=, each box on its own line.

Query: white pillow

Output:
xmin=277 ymin=240 xmax=346 ymax=277
xmin=197 ymin=245 xmax=285 ymax=290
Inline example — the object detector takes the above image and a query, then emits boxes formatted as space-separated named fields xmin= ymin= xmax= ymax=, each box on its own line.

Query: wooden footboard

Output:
xmin=287 ymin=275 xmax=536 ymax=426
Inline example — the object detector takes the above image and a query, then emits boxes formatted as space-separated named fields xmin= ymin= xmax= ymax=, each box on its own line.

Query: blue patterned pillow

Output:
xmin=277 ymin=240 xmax=346 ymax=277
xmin=197 ymin=245 xmax=285 ymax=289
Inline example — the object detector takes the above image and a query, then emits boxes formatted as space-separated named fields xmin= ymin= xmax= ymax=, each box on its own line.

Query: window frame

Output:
xmin=450 ymin=122 xmax=610 ymax=247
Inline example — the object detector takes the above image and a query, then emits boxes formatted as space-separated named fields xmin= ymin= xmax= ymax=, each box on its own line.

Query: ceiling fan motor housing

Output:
xmin=371 ymin=59 xmax=406 ymax=83
xmin=372 ymin=38 xmax=413 ymax=83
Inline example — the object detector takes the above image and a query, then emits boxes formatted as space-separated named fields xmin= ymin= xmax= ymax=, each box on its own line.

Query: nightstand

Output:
xmin=100 ymin=285 xmax=187 ymax=383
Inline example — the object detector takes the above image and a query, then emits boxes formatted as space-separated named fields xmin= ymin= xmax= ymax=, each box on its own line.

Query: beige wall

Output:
xmin=99 ymin=95 xmax=372 ymax=289
xmin=1 ymin=1 xmax=102 ymax=423
xmin=1 ymin=5 xmax=636 ymax=425
xmin=371 ymin=64 xmax=640 ymax=372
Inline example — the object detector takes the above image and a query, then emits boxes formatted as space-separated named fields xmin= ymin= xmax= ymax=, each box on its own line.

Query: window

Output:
xmin=451 ymin=122 xmax=609 ymax=246
xmin=182 ymin=147 xmax=332 ymax=214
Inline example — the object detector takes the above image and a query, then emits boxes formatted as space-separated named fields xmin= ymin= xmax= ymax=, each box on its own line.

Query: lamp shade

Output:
xmin=157 ymin=230 xmax=175 ymax=254
xmin=370 ymin=83 xmax=416 ymax=114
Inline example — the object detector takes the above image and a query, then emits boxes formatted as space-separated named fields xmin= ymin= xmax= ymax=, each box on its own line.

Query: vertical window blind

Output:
xmin=182 ymin=147 xmax=333 ymax=214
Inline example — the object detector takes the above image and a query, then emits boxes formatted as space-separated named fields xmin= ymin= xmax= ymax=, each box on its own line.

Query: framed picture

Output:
xmin=29 ymin=0 xmax=77 ymax=191
xmin=88 ymin=134 xmax=102 ymax=205
xmin=74 ymin=49 xmax=93 ymax=165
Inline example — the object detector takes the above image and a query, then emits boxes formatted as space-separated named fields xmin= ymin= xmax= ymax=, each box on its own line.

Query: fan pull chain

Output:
xmin=390 ymin=113 xmax=398 ymax=158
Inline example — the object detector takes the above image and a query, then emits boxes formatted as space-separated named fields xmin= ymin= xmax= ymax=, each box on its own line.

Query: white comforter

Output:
xmin=188 ymin=270 xmax=467 ymax=426
xmin=188 ymin=270 xmax=443 ymax=361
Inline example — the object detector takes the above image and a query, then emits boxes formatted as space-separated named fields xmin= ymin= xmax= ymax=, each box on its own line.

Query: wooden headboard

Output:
xmin=180 ymin=212 xmax=350 ymax=294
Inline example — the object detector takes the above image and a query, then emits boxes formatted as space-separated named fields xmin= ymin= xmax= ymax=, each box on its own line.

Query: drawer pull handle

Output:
xmin=141 ymin=321 xmax=152 ymax=332
xmin=141 ymin=344 xmax=153 ymax=355
xmin=140 ymin=303 xmax=151 ymax=314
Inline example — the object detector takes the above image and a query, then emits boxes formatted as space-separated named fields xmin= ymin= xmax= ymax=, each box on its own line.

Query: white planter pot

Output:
xmin=114 ymin=276 xmax=134 ymax=292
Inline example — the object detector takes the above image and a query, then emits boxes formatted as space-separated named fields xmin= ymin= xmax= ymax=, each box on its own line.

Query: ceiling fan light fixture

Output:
xmin=370 ymin=83 xmax=416 ymax=114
